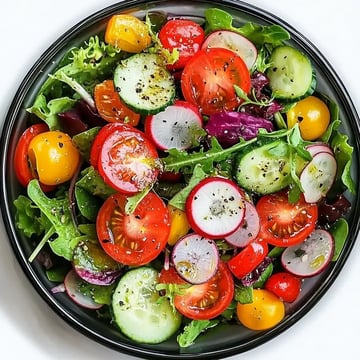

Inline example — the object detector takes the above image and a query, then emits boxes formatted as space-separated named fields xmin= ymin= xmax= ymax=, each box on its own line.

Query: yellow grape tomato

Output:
xmin=28 ymin=131 xmax=81 ymax=186
xmin=236 ymin=289 xmax=285 ymax=330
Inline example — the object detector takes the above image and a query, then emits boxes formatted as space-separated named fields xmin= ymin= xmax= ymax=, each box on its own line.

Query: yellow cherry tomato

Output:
xmin=28 ymin=131 xmax=81 ymax=186
xmin=105 ymin=14 xmax=152 ymax=53
xmin=286 ymin=96 xmax=330 ymax=141
xmin=167 ymin=205 xmax=191 ymax=246
xmin=236 ymin=289 xmax=285 ymax=330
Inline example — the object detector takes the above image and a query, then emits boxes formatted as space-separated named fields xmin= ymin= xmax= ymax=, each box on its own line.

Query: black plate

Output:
xmin=1 ymin=0 xmax=360 ymax=359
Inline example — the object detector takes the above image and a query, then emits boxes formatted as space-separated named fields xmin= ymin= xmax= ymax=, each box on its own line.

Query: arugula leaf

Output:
xmin=163 ymin=136 xmax=257 ymax=175
xmin=168 ymin=164 xmax=207 ymax=210
xmin=177 ymin=319 xmax=220 ymax=348
xmin=27 ymin=179 xmax=81 ymax=260
xmin=76 ymin=166 xmax=116 ymax=200
xmin=72 ymin=127 xmax=101 ymax=161
xmin=204 ymin=8 xmax=290 ymax=47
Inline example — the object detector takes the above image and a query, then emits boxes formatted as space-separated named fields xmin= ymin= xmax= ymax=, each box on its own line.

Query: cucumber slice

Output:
xmin=114 ymin=53 xmax=175 ymax=115
xmin=234 ymin=140 xmax=292 ymax=194
xmin=112 ymin=267 xmax=182 ymax=344
xmin=267 ymin=45 xmax=316 ymax=102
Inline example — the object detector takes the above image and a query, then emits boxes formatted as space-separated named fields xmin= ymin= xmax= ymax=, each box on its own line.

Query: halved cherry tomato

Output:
xmin=96 ymin=191 xmax=170 ymax=266
xmin=236 ymin=288 xmax=285 ymax=330
xmin=265 ymin=271 xmax=302 ymax=303
xmin=256 ymin=191 xmax=318 ymax=247
xmin=94 ymin=80 xmax=140 ymax=126
xmin=173 ymin=261 xmax=234 ymax=320
xmin=92 ymin=123 xmax=159 ymax=194
xmin=14 ymin=123 xmax=52 ymax=190
xmin=227 ymin=240 xmax=268 ymax=279
xmin=181 ymin=48 xmax=251 ymax=115
xmin=90 ymin=122 xmax=122 ymax=169
xmin=158 ymin=19 xmax=205 ymax=71
xmin=159 ymin=266 xmax=187 ymax=285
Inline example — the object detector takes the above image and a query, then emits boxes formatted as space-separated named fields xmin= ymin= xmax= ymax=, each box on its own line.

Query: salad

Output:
xmin=13 ymin=7 xmax=355 ymax=348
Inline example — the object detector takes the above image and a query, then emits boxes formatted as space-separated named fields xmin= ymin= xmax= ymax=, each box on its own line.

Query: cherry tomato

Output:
xmin=92 ymin=123 xmax=159 ymax=194
xmin=105 ymin=14 xmax=151 ymax=53
xmin=173 ymin=261 xmax=234 ymax=320
xmin=256 ymin=191 xmax=318 ymax=247
xmin=14 ymin=123 xmax=54 ymax=191
xmin=181 ymin=48 xmax=251 ymax=115
xmin=166 ymin=205 xmax=191 ymax=246
xmin=27 ymin=130 xmax=81 ymax=186
xmin=159 ymin=19 xmax=205 ymax=71
xmin=94 ymin=80 xmax=140 ymax=126
xmin=96 ymin=191 xmax=170 ymax=266
xmin=265 ymin=272 xmax=302 ymax=303
xmin=236 ymin=289 xmax=285 ymax=330
xmin=90 ymin=122 xmax=122 ymax=169
xmin=159 ymin=266 xmax=187 ymax=285
xmin=286 ymin=96 xmax=330 ymax=141
xmin=227 ymin=240 xmax=268 ymax=279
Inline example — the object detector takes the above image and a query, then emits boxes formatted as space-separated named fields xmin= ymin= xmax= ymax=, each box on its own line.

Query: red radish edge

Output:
xmin=144 ymin=100 xmax=203 ymax=151
xmin=172 ymin=233 xmax=219 ymax=284
xmin=64 ymin=269 xmax=103 ymax=310
xmin=225 ymin=201 xmax=260 ymax=247
xmin=185 ymin=177 xmax=245 ymax=239
xmin=202 ymin=30 xmax=257 ymax=69
xmin=300 ymin=151 xmax=337 ymax=203
xmin=281 ymin=229 xmax=334 ymax=277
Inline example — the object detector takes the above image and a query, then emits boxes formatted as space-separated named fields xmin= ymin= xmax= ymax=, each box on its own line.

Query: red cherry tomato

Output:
xmin=14 ymin=123 xmax=55 ymax=192
xmin=91 ymin=123 xmax=159 ymax=194
xmin=265 ymin=272 xmax=302 ymax=303
xmin=181 ymin=48 xmax=251 ymax=115
xmin=159 ymin=19 xmax=205 ymax=71
xmin=159 ymin=266 xmax=187 ymax=285
xmin=94 ymin=79 xmax=140 ymax=126
xmin=256 ymin=191 xmax=318 ymax=247
xmin=227 ymin=240 xmax=268 ymax=279
xmin=96 ymin=191 xmax=170 ymax=266
xmin=172 ymin=262 xmax=234 ymax=320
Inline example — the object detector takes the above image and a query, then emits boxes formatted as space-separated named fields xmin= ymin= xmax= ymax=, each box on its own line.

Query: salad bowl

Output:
xmin=1 ymin=0 xmax=360 ymax=359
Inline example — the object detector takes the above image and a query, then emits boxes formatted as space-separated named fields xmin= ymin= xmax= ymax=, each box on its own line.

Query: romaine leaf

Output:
xmin=330 ymin=218 xmax=349 ymax=261
xmin=204 ymin=8 xmax=290 ymax=46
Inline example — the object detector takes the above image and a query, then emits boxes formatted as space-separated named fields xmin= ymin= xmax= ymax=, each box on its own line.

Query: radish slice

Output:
xmin=172 ymin=233 xmax=219 ymax=284
xmin=201 ymin=30 xmax=257 ymax=69
xmin=64 ymin=269 xmax=103 ymax=310
xmin=306 ymin=143 xmax=333 ymax=157
xmin=225 ymin=201 xmax=260 ymax=247
xmin=185 ymin=177 xmax=245 ymax=239
xmin=300 ymin=151 xmax=337 ymax=203
xmin=281 ymin=229 xmax=334 ymax=277
xmin=144 ymin=100 xmax=203 ymax=151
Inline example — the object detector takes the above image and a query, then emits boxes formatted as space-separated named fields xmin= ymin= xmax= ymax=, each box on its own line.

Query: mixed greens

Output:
xmin=13 ymin=7 xmax=355 ymax=349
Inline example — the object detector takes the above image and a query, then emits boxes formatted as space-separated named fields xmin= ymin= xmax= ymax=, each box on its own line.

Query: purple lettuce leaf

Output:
xmin=204 ymin=111 xmax=274 ymax=148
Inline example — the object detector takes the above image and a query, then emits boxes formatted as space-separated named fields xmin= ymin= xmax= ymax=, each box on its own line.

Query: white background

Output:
xmin=0 ymin=0 xmax=359 ymax=359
